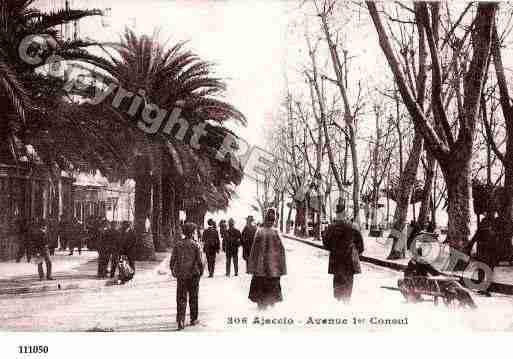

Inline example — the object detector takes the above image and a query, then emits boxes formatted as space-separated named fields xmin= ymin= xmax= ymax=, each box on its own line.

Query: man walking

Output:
xmin=241 ymin=216 xmax=257 ymax=269
xmin=68 ymin=218 xmax=83 ymax=256
xmin=170 ymin=222 xmax=204 ymax=330
xmin=202 ymin=219 xmax=220 ymax=277
xmin=98 ymin=221 xmax=118 ymax=278
xmin=31 ymin=220 xmax=53 ymax=281
xmin=224 ymin=218 xmax=242 ymax=276
xmin=322 ymin=206 xmax=364 ymax=302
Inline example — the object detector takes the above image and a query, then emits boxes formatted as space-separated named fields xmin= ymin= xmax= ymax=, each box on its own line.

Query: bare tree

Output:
xmin=368 ymin=2 xmax=497 ymax=252
xmin=483 ymin=19 xmax=513 ymax=259
xmin=314 ymin=0 xmax=364 ymax=226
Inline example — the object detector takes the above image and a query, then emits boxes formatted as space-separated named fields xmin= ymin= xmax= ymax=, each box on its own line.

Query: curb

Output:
xmin=0 ymin=252 xmax=170 ymax=296
xmin=0 ymin=278 xmax=115 ymax=296
xmin=283 ymin=234 xmax=513 ymax=296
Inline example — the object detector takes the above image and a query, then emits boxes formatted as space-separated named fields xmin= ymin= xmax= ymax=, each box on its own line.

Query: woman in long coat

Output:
xmin=247 ymin=208 xmax=287 ymax=310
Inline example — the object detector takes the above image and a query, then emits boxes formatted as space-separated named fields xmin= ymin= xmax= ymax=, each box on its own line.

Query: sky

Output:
xmin=36 ymin=0 xmax=293 ymax=226
xmin=33 ymin=0 xmax=466 ymax=227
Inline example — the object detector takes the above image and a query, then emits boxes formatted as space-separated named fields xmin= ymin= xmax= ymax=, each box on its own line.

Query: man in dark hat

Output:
xmin=241 ymin=215 xmax=257 ymax=270
xmin=68 ymin=217 xmax=84 ymax=256
xmin=202 ymin=219 xmax=220 ymax=277
xmin=170 ymin=222 xmax=204 ymax=330
xmin=224 ymin=218 xmax=242 ymax=276
xmin=31 ymin=220 xmax=54 ymax=281
xmin=322 ymin=205 xmax=364 ymax=302
xmin=98 ymin=221 xmax=119 ymax=278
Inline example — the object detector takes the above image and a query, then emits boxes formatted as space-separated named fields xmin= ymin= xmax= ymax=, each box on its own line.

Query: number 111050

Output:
xmin=18 ymin=346 xmax=48 ymax=354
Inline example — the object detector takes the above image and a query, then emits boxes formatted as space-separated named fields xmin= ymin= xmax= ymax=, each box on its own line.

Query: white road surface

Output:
xmin=0 ymin=237 xmax=512 ymax=332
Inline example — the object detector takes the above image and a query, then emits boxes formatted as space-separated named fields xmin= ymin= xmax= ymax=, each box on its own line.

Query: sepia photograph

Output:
xmin=0 ymin=1 xmax=512 ymax=355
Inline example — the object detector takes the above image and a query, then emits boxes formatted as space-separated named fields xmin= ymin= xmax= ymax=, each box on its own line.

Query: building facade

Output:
xmin=0 ymin=164 xmax=73 ymax=261
xmin=72 ymin=173 xmax=134 ymax=225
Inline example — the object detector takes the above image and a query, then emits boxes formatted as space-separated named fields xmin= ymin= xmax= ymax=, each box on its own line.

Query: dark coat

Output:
xmin=469 ymin=224 xmax=497 ymax=267
xmin=30 ymin=225 xmax=48 ymax=253
xmin=224 ymin=227 xmax=242 ymax=254
xmin=406 ymin=223 xmax=423 ymax=250
xmin=202 ymin=227 xmax=220 ymax=254
xmin=120 ymin=228 xmax=137 ymax=270
xmin=247 ymin=226 xmax=287 ymax=277
xmin=102 ymin=228 xmax=120 ymax=253
xmin=86 ymin=218 xmax=101 ymax=250
xmin=170 ymin=238 xmax=204 ymax=278
xmin=241 ymin=224 xmax=257 ymax=260
xmin=67 ymin=222 xmax=84 ymax=247
xmin=322 ymin=221 xmax=364 ymax=275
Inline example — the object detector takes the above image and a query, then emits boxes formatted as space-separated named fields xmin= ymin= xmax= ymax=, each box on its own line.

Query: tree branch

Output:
xmin=366 ymin=1 xmax=450 ymax=161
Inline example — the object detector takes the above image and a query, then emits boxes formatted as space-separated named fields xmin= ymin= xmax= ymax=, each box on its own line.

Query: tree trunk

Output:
xmin=370 ymin=110 xmax=381 ymax=235
xmin=368 ymin=1 xmax=496 ymax=258
xmin=161 ymin=174 xmax=172 ymax=249
xmin=134 ymin=153 xmax=156 ymax=260
xmin=172 ymin=190 xmax=182 ymax=241
xmin=350 ymin=127 xmax=361 ymax=227
xmin=151 ymin=164 xmax=162 ymax=252
xmin=286 ymin=201 xmax=293 ymax=233
xmin=441 ymin=160 xmax=472 ymax=250
xmin=431 ymin=165 xmax=438 ymax=227
xmin=395 ymin=90 xmax=404 ymax=177
xmin=418 ymin=152 xmax=435 ymax=227
xmin=387 ymin=132 xmax=423 ymax=259
xmin=294 ymin=202 xmax=305 ymax=236
xmin=304 ymin=193 xmax=310 ymax=237
xmin=317 ymin=14 xmax=361 ymax=228
xmin=490 ymin=21 xmax=513 ymax=261
xmin=386 ymin=166 xmax=391 ymax=226
xmin=280 ymin=191 xmax=285 ymax=232
xmin=185 ymin=203 xmax=207 ymax=229
xmin=186 ymin=203 xmax=206 ymax=240
xmin=500 ymin=140 xmax=513 ymax=260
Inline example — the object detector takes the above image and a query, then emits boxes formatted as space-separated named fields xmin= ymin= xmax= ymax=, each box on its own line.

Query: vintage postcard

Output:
xmin=0 ymin=1 xmax=512 ymax=354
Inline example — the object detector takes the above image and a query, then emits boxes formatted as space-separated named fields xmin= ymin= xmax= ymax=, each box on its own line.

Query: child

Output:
xmin=170 ymin=222 xmax=204 ymax=330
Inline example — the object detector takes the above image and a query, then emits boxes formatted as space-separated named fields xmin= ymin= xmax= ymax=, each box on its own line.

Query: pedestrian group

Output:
xmin=170 ymin=205 xmax=364 ymax=330
xmin=15 ymin=215 xmax=137 ymax=284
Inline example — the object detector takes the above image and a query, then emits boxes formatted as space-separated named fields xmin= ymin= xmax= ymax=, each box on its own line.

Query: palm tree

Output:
xmin=85 ymin=29 xmax=245 ymax=258
xmin=0 ymin=1 xmax=132 ymax=231
xmin=3 ymin=3 xmax=245 ymax=261
xmin=0 ymin=0 xmax=104 ymax=157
